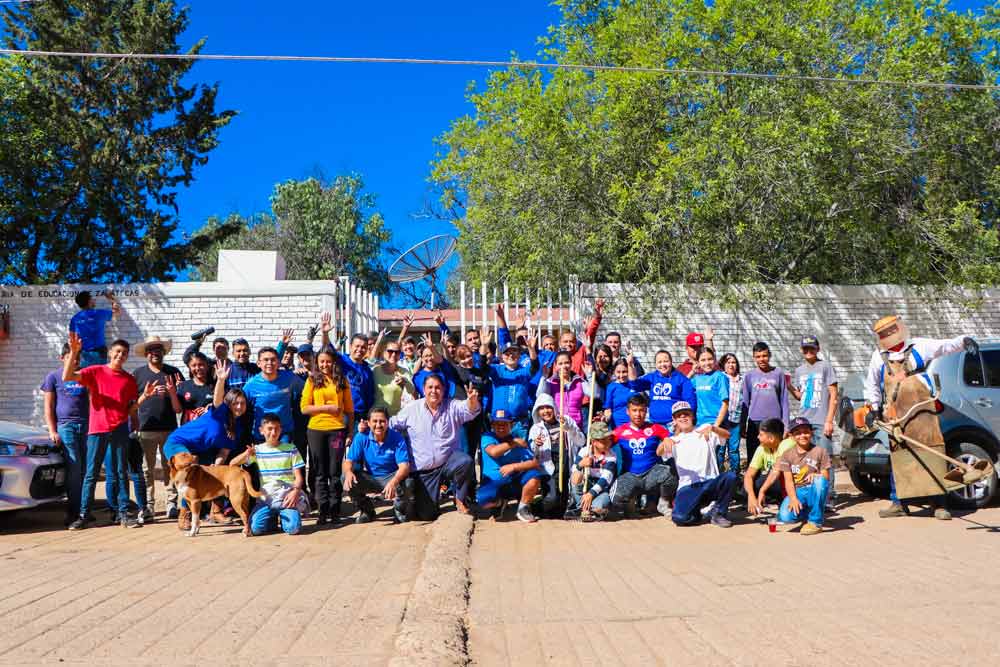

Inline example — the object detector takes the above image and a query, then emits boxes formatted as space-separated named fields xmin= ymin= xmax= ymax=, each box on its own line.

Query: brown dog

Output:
xmin=172 ymin=463 xmax=263 ymax=537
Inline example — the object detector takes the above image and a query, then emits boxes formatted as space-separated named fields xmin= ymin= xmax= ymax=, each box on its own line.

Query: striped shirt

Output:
xmin=249 ymin=441 xmax=304 ymax=499
xmin=575 ymin=445 xmax=617 ymax=496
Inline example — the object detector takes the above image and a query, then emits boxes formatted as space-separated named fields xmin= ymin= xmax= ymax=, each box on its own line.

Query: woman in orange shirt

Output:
xmin=301 ymin=348 xmax=354 ymax=525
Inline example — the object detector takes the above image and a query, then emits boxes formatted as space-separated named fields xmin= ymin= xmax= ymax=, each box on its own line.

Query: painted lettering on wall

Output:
xmin=7 ymin=288 xmax=142 ymax=299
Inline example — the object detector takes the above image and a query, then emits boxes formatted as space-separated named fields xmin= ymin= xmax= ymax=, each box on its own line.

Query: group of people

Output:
xmin=42 ymin=290 xmax=971 ymax=537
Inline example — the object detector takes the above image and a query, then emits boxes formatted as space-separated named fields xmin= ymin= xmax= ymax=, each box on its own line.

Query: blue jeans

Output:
xmin=811 ymin=425 xmax=835 ymax=495
xmin=719 ymin=419 xmax=741 ymax=473
xmin=672 ymin=472 xmax=738 ymax=526
xmin=250 ymin=500 xmax=301 ymax=535
xmin=57 ymin=422 xmax=87 ymax=518
xmin=778 ymin=477 xmax=830 ymax=526
xmin=105 ymin=437 xmax=147 ymax=512
xmin=80 ymin=424 xmax=130 ymax=517
xmin=567 ymin=484 xmax=611 ymax=513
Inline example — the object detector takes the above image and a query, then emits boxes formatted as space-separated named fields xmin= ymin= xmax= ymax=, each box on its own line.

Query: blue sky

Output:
xmin=173 ymin=0 xmax=989 ymax=288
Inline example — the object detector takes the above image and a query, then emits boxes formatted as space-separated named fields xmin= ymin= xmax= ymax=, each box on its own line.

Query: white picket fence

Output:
xmin=456 ymin=278 xmax=581 ymax=340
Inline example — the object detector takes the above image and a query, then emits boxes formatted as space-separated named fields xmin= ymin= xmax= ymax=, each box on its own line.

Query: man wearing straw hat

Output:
xmin=862 ymin=315 xmax=978 ymax=520
xmin=132 ymin=335 xmax=183 ymax=522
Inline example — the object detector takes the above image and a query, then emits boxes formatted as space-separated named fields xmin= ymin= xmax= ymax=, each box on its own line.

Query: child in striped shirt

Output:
xmin=231 ymin=413 xmax=307 ymax=535
xmin=565 ymin=421 xmax=617 ymax=521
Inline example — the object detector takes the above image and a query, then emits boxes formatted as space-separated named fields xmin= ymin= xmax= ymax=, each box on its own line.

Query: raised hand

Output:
xmin=594 ymin=298 xmax=605 ymax=314
xmin=420 ymin=332 xmax=434 ymax=349
xmin=281 ymin=328 xmax=295 ymax=344
xmin=214 ymin=359 xmax=231 ymax=382
xmin=320 ymin=312 xmax=333 ymax=334
xmin=582 ymin=360 xmax=594 ymax=377
xmin=165 ymin=373 xmax=181 ymax=395
xmin=68 ymin=331 xmax=83 ymax=355
xmin=403 ymin=312 xmax=415 ymax=328
xmin=525 ymin=330 xmax=537 ymax=350
xmin=434 ymin=310 xmax=445 ymax=326
xmin=466 ymin=383 xmax=480 ymax=402
xmin=144 ymin=380 xmax=162 ymax=399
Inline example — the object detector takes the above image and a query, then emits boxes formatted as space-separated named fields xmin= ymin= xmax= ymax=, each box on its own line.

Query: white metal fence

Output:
xmin=336 ymin=275 xmax=380 ymax=344
xmin=456 ymin=278 xmax=581 ymax=340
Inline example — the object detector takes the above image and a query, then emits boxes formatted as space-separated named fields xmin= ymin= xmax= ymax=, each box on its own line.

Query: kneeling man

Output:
xmin=343 ymin=407 xmax=414 ymax=524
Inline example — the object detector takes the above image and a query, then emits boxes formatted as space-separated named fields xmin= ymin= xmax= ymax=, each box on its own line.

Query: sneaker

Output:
xmin=624 ymin=497 xmax=639 ymax=519
xmin=139 ymin=507 xmax=154 ymax=525
xmin=800 ymin=522 xmax=822 ymax=536
xmin=656 ymin=497 xmax=671 ymax=516
xmin=934 ymin=507 xmax=952 ymax=521
xmin=878 ymin=502 xmax=906 ymax=518
xmin=120 ymin=513 xmax=141 ymax=529
xmin=393 ymin=510 xmax=410 ymax=524
xmin=700 ymin=501 xmax=716 ymax=517
xmin=710 ymin=513 xmax=733 ymax=528
xmin=166 ymin=504 xmax=179 ymax=520
xmin=67 ymin=517 xmax=87 ymax=531
xmin=516 ymin=504 xmax=538 ymax=523
xmin=355 ymin=510 xmax=375 ymax=524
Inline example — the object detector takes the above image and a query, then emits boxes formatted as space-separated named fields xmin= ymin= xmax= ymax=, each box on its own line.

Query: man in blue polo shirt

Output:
xmin=343 ymin=406 xmax=414 ymax=523
xmin=243 ymin=347 xmax=301 ymax=442
xmin=69 ymin=290 xmax=121 ymax=368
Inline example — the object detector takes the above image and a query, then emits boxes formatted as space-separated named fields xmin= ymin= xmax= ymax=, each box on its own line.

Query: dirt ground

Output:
xmin=3 ymin=480 xmax=1000 ymax=666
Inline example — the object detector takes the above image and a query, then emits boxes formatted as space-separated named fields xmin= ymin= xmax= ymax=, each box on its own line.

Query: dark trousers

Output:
xmin=412 ymin=450 xmax=473 ymax=521
xmin=349 ymin=471 xmax=415 ymax=521
xmin=753 ymin=471 xmax=785 ymax=504
xmin=672 ymin=472 xmax=738 ymax=526
xmin=307 ymin=428 xmax=346 ymax=517
xmin=611 ymin=461 xmax=678 ymax=512
xmin=745 ymin=420 xmax=762 ymax=465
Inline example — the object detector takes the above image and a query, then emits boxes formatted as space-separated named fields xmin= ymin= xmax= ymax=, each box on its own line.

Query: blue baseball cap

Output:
xmin=789 ymin=417 xmax=814 ymax=432
xmin=800 ymin=335 xmax=820 ymax=349
xmin=491 ymin=409 xmax=514 ymax=423
xmin=297 ymin=343 xmax=314 ymax=355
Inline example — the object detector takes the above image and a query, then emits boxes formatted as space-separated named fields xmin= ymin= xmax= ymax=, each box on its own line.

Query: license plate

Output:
xmin=55 ymin=469 xmax=66 ymax=485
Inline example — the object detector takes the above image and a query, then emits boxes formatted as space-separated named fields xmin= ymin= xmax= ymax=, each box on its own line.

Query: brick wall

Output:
xmin=578 ymin=282 xmax=1000 ymax=402
xmin=0 ymin=281 xmax=341 ymax=426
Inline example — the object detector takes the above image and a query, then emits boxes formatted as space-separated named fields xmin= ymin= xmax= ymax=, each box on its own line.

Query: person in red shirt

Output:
xmin=64 ymin=332 xmax=155 ymax=530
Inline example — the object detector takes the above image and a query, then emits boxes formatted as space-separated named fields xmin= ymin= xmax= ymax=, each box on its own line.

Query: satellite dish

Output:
xmin=388 ymin=234 xmax=456 ymax=308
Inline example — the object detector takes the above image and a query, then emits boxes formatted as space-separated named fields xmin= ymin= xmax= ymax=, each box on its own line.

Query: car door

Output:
xmin=952 ymin=348 xmax=1000 ymax=434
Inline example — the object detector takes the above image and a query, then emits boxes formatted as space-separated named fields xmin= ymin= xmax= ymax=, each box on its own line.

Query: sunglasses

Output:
xmin=146 ymin=346 xmax=165 ymax=354
xmin=385 ymin=349 xmax=401 ymax=355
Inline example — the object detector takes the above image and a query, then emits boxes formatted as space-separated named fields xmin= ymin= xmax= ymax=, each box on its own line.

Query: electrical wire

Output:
xmin=0 ymin=47 xmax=998 ymax=91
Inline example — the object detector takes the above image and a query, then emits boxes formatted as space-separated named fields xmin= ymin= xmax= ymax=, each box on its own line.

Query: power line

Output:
xmin=0 ymin=47 xmax=998 ymax=92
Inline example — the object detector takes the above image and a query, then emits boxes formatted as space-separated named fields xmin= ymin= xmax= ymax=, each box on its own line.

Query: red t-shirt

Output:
xmin=78 ymin=365 xmax=138 ymax=434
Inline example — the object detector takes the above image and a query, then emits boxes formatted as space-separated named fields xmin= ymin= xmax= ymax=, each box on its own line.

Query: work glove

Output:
xmin=963 ymin=337 xmax=980 ymax=357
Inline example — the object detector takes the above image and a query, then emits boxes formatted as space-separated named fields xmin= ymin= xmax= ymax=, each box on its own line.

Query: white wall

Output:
xmin=579 ymin=283 xmax=1000 ymax=391
xmin=0 ymin=281 xmax=339 ymax=426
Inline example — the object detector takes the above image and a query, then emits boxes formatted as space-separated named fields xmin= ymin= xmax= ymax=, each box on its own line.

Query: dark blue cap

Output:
xmin=800 ymin=335 xmax=820 ymax=349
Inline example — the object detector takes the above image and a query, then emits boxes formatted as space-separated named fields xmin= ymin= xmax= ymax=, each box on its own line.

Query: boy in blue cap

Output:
xmin=478 ymin=409 xmax=544 ymax=523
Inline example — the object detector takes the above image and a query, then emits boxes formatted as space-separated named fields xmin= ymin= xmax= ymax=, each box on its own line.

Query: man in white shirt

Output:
xmin=657 ymin=401 xmax=737 ymax=527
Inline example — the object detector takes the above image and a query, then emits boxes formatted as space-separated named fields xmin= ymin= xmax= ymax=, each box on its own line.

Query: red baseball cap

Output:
xmin=686 ymin=332 xmax=704 ymax=347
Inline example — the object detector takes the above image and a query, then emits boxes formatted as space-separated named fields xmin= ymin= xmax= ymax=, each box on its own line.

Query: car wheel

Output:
xmin=849 ymin=470 xmax=891 ymax=499
xmin=946 ymin=439 xmax=997 ymax=510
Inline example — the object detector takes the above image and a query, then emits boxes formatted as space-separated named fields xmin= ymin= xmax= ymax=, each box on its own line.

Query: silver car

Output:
xmin=0 ymin=421 xmax=66 ymax=513
xmin=838 ymin=342 xmax=1000 ymax=509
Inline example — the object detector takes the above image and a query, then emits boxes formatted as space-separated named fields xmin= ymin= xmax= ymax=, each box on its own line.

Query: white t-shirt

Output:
xmin=672 ymin=430 xmax=721 ymax=490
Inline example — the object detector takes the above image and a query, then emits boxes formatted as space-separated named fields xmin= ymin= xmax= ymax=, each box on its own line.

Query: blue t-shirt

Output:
xmin=336 ymin=351 xmax=375 ymax=416
xmin=412 ymin=364 xmax=459 ymax=399
xmin=69 ymin=309 xmax=113 ymax=351
xmin=630 ymin=370 xmax=696 ymax=425
xmin=488 ymin=364 xmax=535 ymax=420
xmin=602 ymin=381 xmax=636 ymax=429
xmin=40 ymin=370 xmax=89 ymax=425
xmin=691 ymin=371 xmax=730 ymax=426
xmin=480 ymin=432 xmax=536 ymax=480
xmin=163 ymin=404 xmax=237 ymax=460
xmin=244 ymin=370 xmax=300 ymax=441
xmin=347 ymin=429 xmax=410 ymax=478
xmin=226 ymin=361 xmax=260 ymax=391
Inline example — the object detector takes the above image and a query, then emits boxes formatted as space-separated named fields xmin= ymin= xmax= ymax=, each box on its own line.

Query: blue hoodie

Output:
xmin=629 ymin=370 xmax=696 ymax=425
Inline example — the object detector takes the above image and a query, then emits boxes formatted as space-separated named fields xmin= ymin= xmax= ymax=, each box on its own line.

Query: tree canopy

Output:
xmin=432 ymin=0 xmax=1000 ymax=289
xmin=188 ymin=175 xmax=392 ymax=294
xmin=0 ymin=0 xmax=236 ymax=285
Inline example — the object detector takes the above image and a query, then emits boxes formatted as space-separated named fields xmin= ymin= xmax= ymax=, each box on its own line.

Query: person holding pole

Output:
xmin=528 ymin=392 xmax=584 ymax=518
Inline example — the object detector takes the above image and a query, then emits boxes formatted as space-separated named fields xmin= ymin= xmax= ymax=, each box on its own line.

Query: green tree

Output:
xmin=0 ymin=0 xmax=237 ymax=285
xmin=189 ymin=176 xmax=392 ymax=294
xmin=432 ymin=0 xmax=1000 ymax=289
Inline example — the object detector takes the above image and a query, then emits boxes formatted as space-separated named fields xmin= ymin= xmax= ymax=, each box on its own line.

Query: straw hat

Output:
xmin=134 ymin=335 xmax=173 ymax=356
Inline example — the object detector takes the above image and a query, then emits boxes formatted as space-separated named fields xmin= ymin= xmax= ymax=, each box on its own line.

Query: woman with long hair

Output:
xmin=718 ymin=352 xmax=744 ymax=474
xmin=300 ymin=347 xmax=355 ymax=525
xmin=161 ymin=360 xmax=249 ymax=530
xmin=601 ymin=358 xmax=637 ymax=429
xmin=540 ymin=350 xmax=592 ymax=430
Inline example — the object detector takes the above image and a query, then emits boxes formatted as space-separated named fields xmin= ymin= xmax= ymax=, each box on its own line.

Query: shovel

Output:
xmin=875 ymin=421 xmax=995 ymax=486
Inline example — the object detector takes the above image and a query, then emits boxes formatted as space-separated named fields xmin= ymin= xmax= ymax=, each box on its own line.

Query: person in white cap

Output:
xmin=862 ymin=315 xmax=978 ymax=520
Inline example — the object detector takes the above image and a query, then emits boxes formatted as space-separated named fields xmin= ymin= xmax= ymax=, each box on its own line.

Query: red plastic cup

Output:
xmin=767 ymin=518 xmax=777 ymax=533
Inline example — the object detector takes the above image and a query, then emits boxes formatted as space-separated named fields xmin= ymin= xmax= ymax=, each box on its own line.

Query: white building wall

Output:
xmin=0 ymin=281 xmax=339 ymax=426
